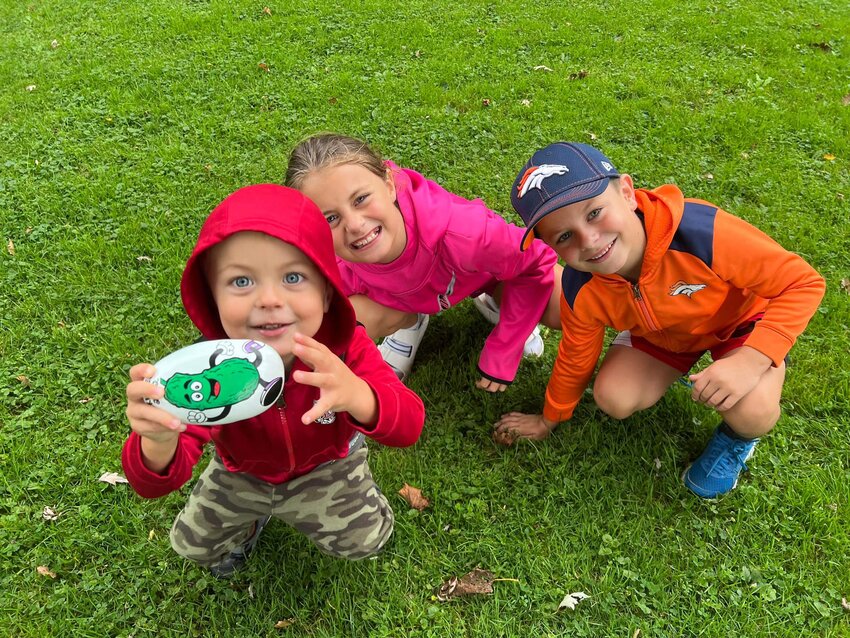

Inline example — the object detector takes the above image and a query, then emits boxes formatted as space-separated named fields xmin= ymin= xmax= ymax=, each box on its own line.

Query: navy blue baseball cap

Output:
xmin=512 ymin=142 xmax=619 ymax=250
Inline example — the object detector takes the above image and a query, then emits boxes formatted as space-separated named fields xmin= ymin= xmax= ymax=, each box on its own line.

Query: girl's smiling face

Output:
xmin=298 ymin=163 xmax=408 ymax=265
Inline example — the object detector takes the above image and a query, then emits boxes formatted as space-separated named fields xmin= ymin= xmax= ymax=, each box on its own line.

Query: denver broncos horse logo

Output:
xmin=516 ymin=164 xmax=569 ymax=198
xmin=669 ymin=281 xmax=707 ymax=298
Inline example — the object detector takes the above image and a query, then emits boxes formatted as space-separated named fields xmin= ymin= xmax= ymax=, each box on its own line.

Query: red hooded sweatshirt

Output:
xmin=122 ymin=184 xmax=425 ymax=498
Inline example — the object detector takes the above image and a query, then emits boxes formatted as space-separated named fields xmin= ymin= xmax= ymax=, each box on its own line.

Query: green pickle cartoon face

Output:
xmin=164 ymin=357 xmax=260 ymax=410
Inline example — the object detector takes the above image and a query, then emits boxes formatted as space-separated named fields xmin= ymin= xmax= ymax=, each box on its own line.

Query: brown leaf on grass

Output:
xmin=43 ymin=506 xmax=61 ymax=521
xmin=37 ymin=566 xmax=57 ymax=578
xmin=399 ymin=483 xmax=429 ymax=510
xmin=840 ymin=279 xmax=850 ymax=294
xmin=568 ymin=70 xmax=588 ymax=80
xmin=136 ymin=255 xmax=152 ymax=262
xmin=262 ymin=6 xmax=272 ymax=15
xmin=521 ymin=99 xmax=531 ymax=107
xmin=328 ymin=96 xmax=338 ymax=105
xmin=810 ymin=42 xmax=832 ymax=52
xmin=25 ymin=85 xmax=36 ymax=92
xmin=7 ymin=239 xmax=15 ymax=255
xmin=50 ymin=39 xmax=59 ymax=49
xmin=98 ymin=472 xmax=129 ymax=485
xmin=258 ymin=62 xmax=270 ymax=72
xmin=274 ymin=619 xmax=295 ymax=629
xmin=436 ymin=568 xmax=495 ymax=601
xmin=17 ymin=375 xmax=30 ymax=386
xmin=533 ymin=65 xmax=553 ymax=72
xmin=492 ymin=427 xmax=518 ymax=446
xmin=843 ymin=94 xmax=850 ymax=106
xmin=842 ymin=597 xmax=850 ymax=611
xmin=482 ymin=98 xmax=492 ymax=107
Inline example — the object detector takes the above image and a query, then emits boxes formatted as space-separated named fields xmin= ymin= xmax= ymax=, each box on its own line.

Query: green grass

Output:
xmin=1 ymin=0 xmax=848 ymax=635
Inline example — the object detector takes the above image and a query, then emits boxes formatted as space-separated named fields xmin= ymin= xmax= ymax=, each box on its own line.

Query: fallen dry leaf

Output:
xmin=521 ymin=99 xmax=531 ymax=107
xmin=840 ymin=279 xmax=850 ymax=294
xmin=533 ymin=65 xmax=553 ymax=72
xmin=482 ymin=98 xmax=492 ymax=107
xmin=436 ymin=568 xmax=495 ymax=602
xmin=136 ymin=255 xmax=152 ymax=262
xmin=79 ymin=397 xmax=93 ymax=404
xmin=50 ymin=39 xmax=59 ymax=49
xmin=810 ymin=42 xmax=832 ymax=52
xmin=248 ymin=583 xmax=255 ymax=599
xmin=703 ymin=172 xmax=714 ymax=180
xmin=262 ymin=6 xmax=272 ymax=15
xmin=98 ymin=472 xmax=129 ymax=485
xmin=492 ymin=427 xmax=519 ymax=446
xmin=587 ymin=131 xmax=598 ymax=141
xmin=568 ymin=70 xmax=588 ymax=80
xmin=843 ymin=94 xmax=850 ymax=106
xmin=274 ymin=619 xmax=295 ymax=629
xmin=258 ymin=62 xmax=270 ymax=72
xmin=557 ymin=591 xmax=590 ymax=611
xmin=17 ymin=375 xmax=30 ymax=386
xmin=148 ymin=529 xmax=156 ymax=540
xmin=37 ymin=565 xmax=57 ymax=578
xmin=823 ymin=153 xmax=836 ymax=161
xmin=25 ymin=85 xmax=36 ymax=92
xmin=654 ymin=458 xmax=662 ymax=470
xmin=633 ymin=630 xmax=642 ymax=638
xmin=399 ymin=483 xmax=429 ymax=510
xmin=7 ymin=239 xmax=15 ymax=255
xmin=842 ymin=597 xmax=850 ymax=611
xmin=42 ymin=506 xmax=60 ymax=521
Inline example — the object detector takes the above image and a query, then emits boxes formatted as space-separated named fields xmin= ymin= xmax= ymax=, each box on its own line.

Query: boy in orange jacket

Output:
xmin=495 ymin=142 xmax=825 ymax=498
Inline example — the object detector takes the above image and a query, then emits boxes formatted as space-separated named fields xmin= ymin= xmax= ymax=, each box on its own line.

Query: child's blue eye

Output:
xmin=232 ymin=276 xmax=252 ymax=288
xmin=284 ymin=272 xmax=304 ymax=284
xmin=325 ymin=213 xmax=339 ymax=225
xmin=354 ymin=194 xmax=368 ymax=206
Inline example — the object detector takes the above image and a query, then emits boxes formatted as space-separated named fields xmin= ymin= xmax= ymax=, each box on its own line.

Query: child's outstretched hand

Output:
xmin=688 ymin=347 xmax=772 ymax=411
xmin=126 ymin=363 xmax=186 ymax=443
xmin=291 ymin=332 xmax=378 ymax=426
xmin=492 ymin=412 xmax=557 ymax=445
xmin=476 ymin=377 xmax=508 ymax=393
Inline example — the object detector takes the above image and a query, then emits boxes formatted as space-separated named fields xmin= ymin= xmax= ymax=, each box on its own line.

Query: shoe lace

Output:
xmin=706 ymin=441 xmax=751 ymax=476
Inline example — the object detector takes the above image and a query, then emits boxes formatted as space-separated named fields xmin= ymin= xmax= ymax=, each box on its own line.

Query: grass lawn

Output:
xmin=1 ymin=0 xmax=848 ymax=635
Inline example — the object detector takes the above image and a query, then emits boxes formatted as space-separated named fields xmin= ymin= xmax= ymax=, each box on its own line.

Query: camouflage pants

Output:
xmin=169 ymin=444 xmax=394 ymax=567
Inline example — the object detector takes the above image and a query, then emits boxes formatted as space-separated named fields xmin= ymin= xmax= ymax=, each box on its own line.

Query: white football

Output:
xmin=145 ymin=339 xmax=285 ymax=426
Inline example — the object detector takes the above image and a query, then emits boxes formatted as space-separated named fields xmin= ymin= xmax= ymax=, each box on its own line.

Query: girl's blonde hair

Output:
xmin=285 ymin=133 xmax=387 ymax=189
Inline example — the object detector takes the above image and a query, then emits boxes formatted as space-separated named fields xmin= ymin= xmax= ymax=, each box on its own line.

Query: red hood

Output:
xmin=180 ymin=184 xmax=355 ymax=356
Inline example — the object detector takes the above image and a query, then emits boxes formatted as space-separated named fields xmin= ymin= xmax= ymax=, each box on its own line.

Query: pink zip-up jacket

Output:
xmin=121 ymin=184 xmax=425 ymax=498
xmin=338 ymin=163 xmax=558 ymax=384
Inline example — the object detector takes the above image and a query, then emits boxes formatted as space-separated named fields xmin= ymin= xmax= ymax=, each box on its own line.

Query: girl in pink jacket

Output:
xmin=287 ymin=134 xmax=562 ymax=391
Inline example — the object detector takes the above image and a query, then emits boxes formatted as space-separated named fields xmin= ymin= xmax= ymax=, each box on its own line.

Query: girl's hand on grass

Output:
xmin=492 ymin=412 xmax=556 ymax=445
xmin=291 ymin=332 xmax=378 ymax=426
xmin=476 ymin=377 xmax=507 ymax=393
xmin=126 ymin=363 xmax=185 ymax=443
xmin=689 ymin=347 xmax=772 ymax=411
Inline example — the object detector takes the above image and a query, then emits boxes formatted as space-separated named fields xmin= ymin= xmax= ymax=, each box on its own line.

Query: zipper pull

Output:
xmin=632 ymin=283 xmax=642 ymax=300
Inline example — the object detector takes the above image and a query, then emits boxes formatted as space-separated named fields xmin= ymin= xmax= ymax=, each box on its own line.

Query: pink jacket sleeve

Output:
xmin=452 ymin=214 xmax=558 ymax=384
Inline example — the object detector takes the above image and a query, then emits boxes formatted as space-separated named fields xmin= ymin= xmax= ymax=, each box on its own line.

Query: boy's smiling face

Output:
xmin=205 ymin=232 xmax=331 ymax=366
xmin=298 ymin=163 xmax=408 ymax=265
xmin=533 ymin=175 xmax=646 ymax=281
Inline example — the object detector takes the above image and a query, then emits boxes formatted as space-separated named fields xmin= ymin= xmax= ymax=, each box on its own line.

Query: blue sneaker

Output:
xmin=209 ymin=515 xmax=271 ymax=579
xmin=682 ymin=428 xmax=758 ymax=498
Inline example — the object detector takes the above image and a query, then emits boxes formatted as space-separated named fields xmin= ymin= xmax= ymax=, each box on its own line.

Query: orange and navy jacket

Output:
xmin=543 ymin=184 xmax=825 ymax=424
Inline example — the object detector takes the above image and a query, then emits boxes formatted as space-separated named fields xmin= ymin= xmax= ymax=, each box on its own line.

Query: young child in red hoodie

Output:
xmin=123 ymin=184 xmax=425 ymax=577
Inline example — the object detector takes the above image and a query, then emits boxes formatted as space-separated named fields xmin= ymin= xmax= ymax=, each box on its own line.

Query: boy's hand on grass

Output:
xmin=126 ymin=363 xmax=185 ymax=443
xmin=689 ymin=347 xmax=772 ymax=411
xmin=291 ymin=332 xmax=378 ymax=426
xmin=492 ymin=412 xmax=557 ymax=445
xmin=476 ymin=377 xmax=507 ymax=393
